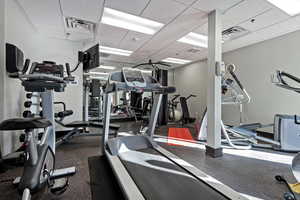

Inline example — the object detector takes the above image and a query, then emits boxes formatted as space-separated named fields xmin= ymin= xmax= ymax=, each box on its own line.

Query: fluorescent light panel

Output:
xmin=101 ymin=7 xmax=164 ymax=35
xmin=266 ymin=0 xmax=300 ymax=16
xmin=100 ymin=45 xmax=132 ymax=56
xmin=177 ymin=32 xmax=208 ymax=48
xmin=162 ymin=57 xmax=191 ymax=65
xmin=98 ymin=65 xmax=116 ymax=70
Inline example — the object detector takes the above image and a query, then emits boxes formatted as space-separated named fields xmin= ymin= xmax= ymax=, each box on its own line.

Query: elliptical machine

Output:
xmin=0 ymin=44 xmax=76 ymax=200
xmin=168 ymin=94 xmax=182 ymax=122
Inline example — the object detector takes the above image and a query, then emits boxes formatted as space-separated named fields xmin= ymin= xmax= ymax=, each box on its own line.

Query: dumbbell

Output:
xmin=20 ymin=132 xmax=43 ymax=142
xmin=23 ymin=111 xmax=34 ymax=118
xmin=26 ymin=93 xmax=40 ymax=99
xmin=24 ymin=101 xmax=42 ymax=108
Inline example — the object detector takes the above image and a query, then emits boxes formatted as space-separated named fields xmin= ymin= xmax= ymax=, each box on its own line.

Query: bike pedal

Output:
xmin=50 ymin=177 xmax=69 ymax=195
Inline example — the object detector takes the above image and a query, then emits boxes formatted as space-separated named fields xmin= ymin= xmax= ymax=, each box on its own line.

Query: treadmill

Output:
xmin=101 ymin=68 xmax=247 ymax=200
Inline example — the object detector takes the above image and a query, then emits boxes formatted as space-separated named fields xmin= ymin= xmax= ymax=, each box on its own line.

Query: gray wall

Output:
xmin=1 ymin=0 xmax=84 ymax=156
xmin=173 ymin=61 xmax=208 ymax=121
xmin=173 ymin=29 xmax=300 ymax=126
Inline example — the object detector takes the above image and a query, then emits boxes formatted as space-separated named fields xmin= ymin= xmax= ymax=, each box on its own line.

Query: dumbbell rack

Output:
xmin=23 ymin=92 xmax=42 ymax=118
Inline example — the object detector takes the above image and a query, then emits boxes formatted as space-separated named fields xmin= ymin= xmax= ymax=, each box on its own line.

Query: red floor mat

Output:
xmin=167 ymin=128 xmax=195 ymax=146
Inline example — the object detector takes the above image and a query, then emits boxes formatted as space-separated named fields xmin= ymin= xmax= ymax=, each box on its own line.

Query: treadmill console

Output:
xmin=122 ymin=68 xmax=146 ymax=88
xmin=30 ymin=61 xmax=64 ymax=78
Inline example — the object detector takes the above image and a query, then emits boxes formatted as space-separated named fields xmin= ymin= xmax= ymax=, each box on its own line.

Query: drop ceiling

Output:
xmin=16 ymin=0 xmax=300 ymax=70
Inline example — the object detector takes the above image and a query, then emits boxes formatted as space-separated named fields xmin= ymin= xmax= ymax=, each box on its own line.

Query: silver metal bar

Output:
xmin=51 ymin=167 xmax=76 ymax=179
xmin=207 ymin=10 xmax=222 ymax=150
xmin=41 ymin=90 xmax=56 ymax=153
xmin=146 ymin=94 xmax=163 ymax=138
xmin=102 ymin=93 xmax=112 ymax=153
xmin=21 ymin=188 xmax=31 ymax=200
xmin=83 ymin=80 xmax=89 ymax=121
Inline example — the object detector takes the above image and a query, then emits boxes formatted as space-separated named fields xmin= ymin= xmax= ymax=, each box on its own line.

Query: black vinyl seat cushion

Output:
xmin=0 ymin=118 xmax=52 ymax=131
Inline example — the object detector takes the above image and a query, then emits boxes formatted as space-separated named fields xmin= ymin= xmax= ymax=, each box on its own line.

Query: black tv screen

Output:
xmin=82 ymin=44 xmax=99 ymax=71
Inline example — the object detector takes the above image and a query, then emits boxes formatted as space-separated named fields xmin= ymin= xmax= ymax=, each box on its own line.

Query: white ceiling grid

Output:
xmin=16 ymin=0 xmax=300 ymax=68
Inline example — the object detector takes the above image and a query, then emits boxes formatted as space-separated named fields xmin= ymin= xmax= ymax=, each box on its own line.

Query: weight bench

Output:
xmin=56 ymin=120 xmax=120 ymax=146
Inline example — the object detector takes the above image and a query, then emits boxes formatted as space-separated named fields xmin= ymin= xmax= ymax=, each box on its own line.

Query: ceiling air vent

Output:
xmin=64 ymin=17 xmax=96 ymax=40
xmin=222 ymin=26 xmax=249 ymax=42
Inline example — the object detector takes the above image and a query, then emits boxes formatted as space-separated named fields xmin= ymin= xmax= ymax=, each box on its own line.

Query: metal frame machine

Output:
xmin=101 ymin=67 xmax=247 ymax=200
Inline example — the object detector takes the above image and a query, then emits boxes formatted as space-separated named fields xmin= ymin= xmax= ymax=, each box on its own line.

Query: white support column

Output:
xmin=206 ymin=10 xmax=223 ymax=157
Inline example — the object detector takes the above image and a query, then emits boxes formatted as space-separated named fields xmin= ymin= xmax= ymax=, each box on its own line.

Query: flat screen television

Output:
xmin=80 ymin=44 xmax=99 ymax=71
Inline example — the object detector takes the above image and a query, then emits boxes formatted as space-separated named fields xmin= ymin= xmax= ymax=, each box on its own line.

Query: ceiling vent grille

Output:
xmin=65 ymin=17 xmax=96 ymax=35
xmin=222 ymin=26 xmax=249 ymax=41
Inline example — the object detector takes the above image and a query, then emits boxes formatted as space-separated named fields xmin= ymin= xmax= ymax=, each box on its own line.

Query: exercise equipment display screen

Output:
xmin=123 ymin=68 xmax=146 ymax=87
xmin=32 ymin=62 xmax=64 ymax=77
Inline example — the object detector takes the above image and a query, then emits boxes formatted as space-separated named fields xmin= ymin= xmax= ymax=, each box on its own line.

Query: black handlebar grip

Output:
xmin=165 ymin=87 xmax=176 ymax=94
xmin=57 ymin=110 xmax=73 ymax=118
xmin=230 ymin=71 xmax=244 ymax=90
xmin=22 ymin=59 xmax=30 ymax=74
xmin=66 ymin=63 xmax=71 ymax=76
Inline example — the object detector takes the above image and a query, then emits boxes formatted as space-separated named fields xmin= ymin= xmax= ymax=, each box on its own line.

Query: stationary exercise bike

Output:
xmin=1 ymin=44 xmax=76 ymax=200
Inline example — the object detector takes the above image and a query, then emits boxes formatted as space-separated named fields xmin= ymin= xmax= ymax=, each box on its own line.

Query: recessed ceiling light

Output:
xmin=162 ymin=57 xmax=191 ymax=65
xmin=101 ymin=7 xmax=164 ymax=35
xmin=266 ymin=0 xmax=300 ymax=16
xmin=177 ymin=32 xmax=208 ymax=48
xmin=98 ymin=65 xmax=116 ymax=70
xmin=100 ymin=45 xmax=132 ymax=56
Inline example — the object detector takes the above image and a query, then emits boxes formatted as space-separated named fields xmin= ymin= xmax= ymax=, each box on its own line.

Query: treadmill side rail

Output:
xmin=105 ymin=150 xmax=145 ymax=200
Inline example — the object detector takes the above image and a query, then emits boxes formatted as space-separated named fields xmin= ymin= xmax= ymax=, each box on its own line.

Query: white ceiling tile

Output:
xmin=223 ymin=0 xmax=272 ymax=29
xmin=105 ymin=0 xmax=150 ymax=15
xmin=99 ymin=24 xmax=128 ymax=47
xmin=141 ymin=0 xmax=187 ymax=23
xmin=119 ymin=31 xmax=152 ymax=51
xmin=172 ymin=0 xmax=196 ymax=6
xmin=134 ymin=7 xmax=207 ymax=62
xmin=223 ymin=16 xmax=300 ymax=53
xmin=17 ymin=0 xmax=64 ymax=29
xmin=193 ymin=0 xmax=242 ymax=12
xmin=239 ymin=8 xmax=289 ymax=32
xmin=194 ymin=23 xmax=208 ymax=35
xmin=60 ymin=0 xmax=104 ymax=22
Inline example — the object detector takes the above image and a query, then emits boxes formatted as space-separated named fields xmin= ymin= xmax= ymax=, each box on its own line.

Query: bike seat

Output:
xmin=0 ymin=118 xmax=52 ymax=131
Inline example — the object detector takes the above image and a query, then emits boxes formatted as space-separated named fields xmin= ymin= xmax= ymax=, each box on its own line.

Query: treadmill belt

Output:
xmin=88 ymin=156 xmax=125 ymax=200
xmin=119 ymin=148 xmax=229 ymax=200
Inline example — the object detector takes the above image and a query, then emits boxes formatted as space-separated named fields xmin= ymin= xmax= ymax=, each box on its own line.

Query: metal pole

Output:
xmin=146 ymin=94 xmax=163 ymax=139
xmin=41 ymin=90 xmax=56 ymax=153
xmin=102 ymin=93 xmax=112 ymax=153
xmin=206 ymin=10 xmax=223 ymax=157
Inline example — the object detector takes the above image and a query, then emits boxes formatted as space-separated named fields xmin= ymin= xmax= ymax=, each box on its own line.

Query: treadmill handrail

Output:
xmin=105 ymin=82 xmax=176 ymax=94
